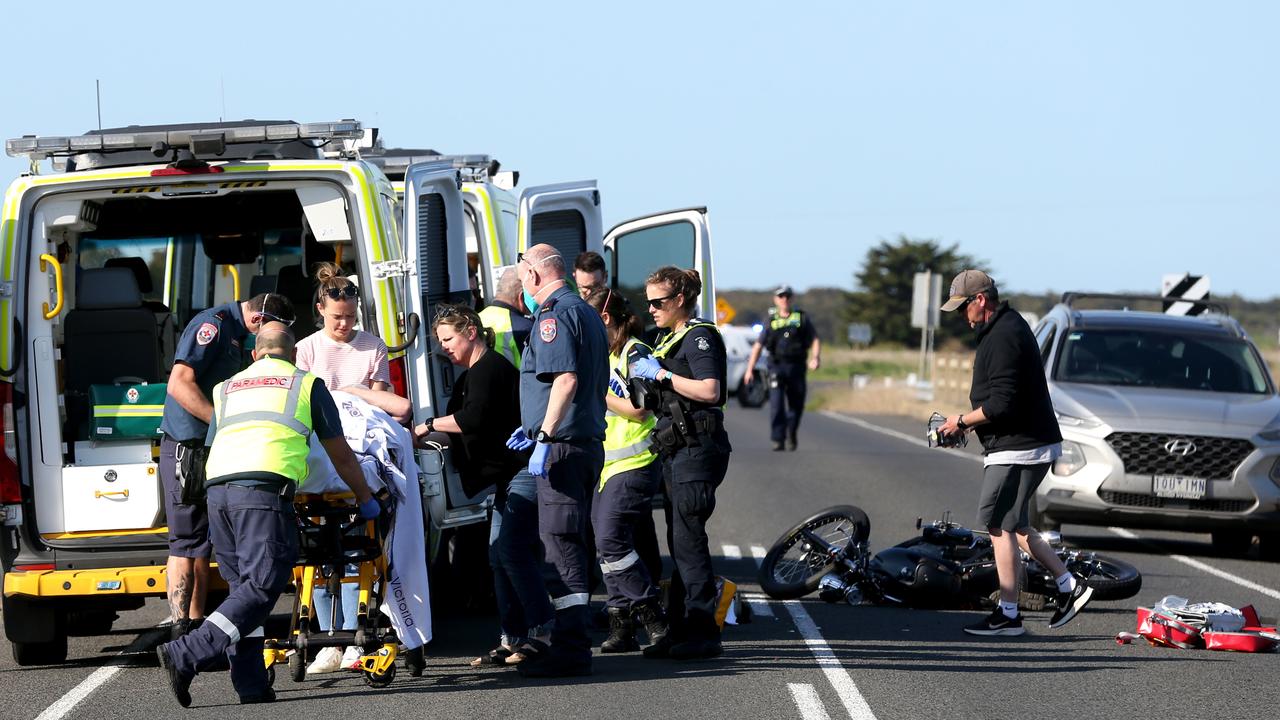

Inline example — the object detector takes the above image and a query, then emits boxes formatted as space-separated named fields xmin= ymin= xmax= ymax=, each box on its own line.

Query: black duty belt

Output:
xmin=220 ymin=479 xmax=294 ymax=498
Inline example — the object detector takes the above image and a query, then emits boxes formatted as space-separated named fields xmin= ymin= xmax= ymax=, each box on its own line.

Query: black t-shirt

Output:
xmin=658 ymin=324 xmax=728 ymax=412
xmin=446 ymin=350 xmax=528 ymax=497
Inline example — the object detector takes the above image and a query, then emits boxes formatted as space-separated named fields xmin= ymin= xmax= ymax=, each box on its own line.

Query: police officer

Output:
xmin=158 ymin=292 xmax=296 ymax=640
xmin=744 ymin=285 xmax=820 ymax=451
xmin=583 ymin=287 xmax=669 ymax=654
xmin=157 ymin=322 xmax=379 ymax=707
xmin=478 ymin=266 xmax=533 ymax=369
xmin=631 ymin=266 xmax=732 ymax=660
xmin=506 ymin=244 xmax=608 ymax=677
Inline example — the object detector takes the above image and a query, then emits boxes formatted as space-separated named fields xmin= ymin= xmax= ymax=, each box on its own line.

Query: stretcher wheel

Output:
xmin=364 ymin=662 xmax=396 ymax=688
xmin=289 ymin=651 xmax=306 ymax=682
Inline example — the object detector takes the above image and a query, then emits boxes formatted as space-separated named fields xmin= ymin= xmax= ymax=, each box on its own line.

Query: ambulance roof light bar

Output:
xmin=5 ymin=120 xmax=365 ymax=160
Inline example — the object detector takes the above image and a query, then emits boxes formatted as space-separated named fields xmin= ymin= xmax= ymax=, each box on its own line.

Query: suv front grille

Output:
xmin=1099 ymin=491 xmax=1254 ymax=513
xmin=1106 ymin=432 xmax=1254 ymax=480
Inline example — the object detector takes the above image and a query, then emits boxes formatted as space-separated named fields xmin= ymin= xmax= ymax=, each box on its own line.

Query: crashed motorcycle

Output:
xmin=758 ymin=506 xmax=1142 ymax=608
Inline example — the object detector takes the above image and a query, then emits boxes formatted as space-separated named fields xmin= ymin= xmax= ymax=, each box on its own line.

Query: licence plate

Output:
xmin=1153 ymin=474 xmax=1207 ymax=500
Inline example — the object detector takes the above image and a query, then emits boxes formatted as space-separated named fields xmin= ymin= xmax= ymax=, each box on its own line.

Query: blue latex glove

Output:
xmin=528 ymin=441 xmax=551 ymax=477
xmin=631 ymin=356 xmax=663 ymax=380
xmin=358 ymin=496 xmax=381 ymax=520
xmin=507 ymin=427 xmax=535 ymax=451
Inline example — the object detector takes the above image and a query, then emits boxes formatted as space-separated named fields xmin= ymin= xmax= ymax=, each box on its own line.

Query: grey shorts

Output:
xmin=159 ymin=437 xmax=212 ymax=559
xmin=977 ymin=462 xmax=1051 ymax=532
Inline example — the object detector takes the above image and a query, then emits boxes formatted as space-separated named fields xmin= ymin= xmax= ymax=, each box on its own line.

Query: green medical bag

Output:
xmin=90 ymin=383 xmax=166 ymax=441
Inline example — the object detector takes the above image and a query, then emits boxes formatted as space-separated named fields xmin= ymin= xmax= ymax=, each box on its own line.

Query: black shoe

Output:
xmin=771 ymin=441 xmax=785 ymax=452
xmin=668 ymin=637 xmax=723 ymax=660
xmin=963 ymin=609 xmax=1025 ymax=637
xmin=169 ymin=619 xmax=191 ymax=643
xmin=404 ymin=646 xmax=426 ymax=677
xmin=787 ymin=437 xmax=797 ymax=451
xmin=156 ymin=643 xmax=193 ymax=708
xmin=1049 ymin=578 xmax=1094 ymax=629
xmin=239 ymin=688 xmax=276 ymax=704
xmin=600 ymin=607 xmax=640 ymax=654
xmin=632 ymin=600 xmax=670 ymax=649
xmin=642 ymin=634 xmax=676 ymax=659
xmin=516 ymin=649 xmax=593 ymax=678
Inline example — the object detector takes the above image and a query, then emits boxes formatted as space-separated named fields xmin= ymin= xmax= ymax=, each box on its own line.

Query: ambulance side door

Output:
xmin=603 ymin=207 xmax=715 ymax=326
xmin=516 ymin=181 xmax=603 ymax=262
xmin=400 ymin=163 xmax=487 ymax=529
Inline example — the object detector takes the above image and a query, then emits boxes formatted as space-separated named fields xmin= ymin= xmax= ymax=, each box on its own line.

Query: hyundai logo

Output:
xmin=1163 ymin=439 xmax=1198 ymax=457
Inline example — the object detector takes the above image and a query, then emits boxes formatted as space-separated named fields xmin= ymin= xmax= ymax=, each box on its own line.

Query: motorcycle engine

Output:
xmin=869 ymin=546 xmax=964 ymax=605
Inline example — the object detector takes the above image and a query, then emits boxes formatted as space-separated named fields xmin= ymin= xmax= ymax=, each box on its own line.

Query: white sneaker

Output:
xmin=306 ymin=646 xmax=343 ymax=675
xmin=340 ymin=646 xmax=363 ymax=671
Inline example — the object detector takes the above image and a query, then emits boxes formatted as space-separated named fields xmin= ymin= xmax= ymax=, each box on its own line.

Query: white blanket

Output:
xmin=302 ymin=392 xmax=432 ymax=649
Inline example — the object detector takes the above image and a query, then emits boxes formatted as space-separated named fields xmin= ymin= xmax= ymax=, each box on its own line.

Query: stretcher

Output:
xmin=262 ymin=491 xmax=401 ymax=687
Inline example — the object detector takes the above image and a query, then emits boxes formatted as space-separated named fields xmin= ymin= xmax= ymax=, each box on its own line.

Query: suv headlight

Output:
xmin=1053 ymin=441 xmax=1087 ymax=476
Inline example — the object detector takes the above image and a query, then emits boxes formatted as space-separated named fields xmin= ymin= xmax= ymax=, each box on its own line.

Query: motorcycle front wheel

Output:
xmin=759 ymin=505 xmax=871 ymax=599
xmin=1068 ymin=554 xmax=1142 ymax=601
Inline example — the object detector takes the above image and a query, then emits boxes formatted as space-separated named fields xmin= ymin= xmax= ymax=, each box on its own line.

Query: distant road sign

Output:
xmin=847 ymin=323 xmax=872 ymax=346
xmin=1162 ymin=273 xmax=1210 ymax=316
xmin=911 ymin=272 xmax=942 ymax=329
xmin=716 ymin=297 xmax=736 ymax=325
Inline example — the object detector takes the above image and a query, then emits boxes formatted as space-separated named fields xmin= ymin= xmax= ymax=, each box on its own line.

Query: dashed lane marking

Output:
xmin=788 ymin=682 xmax=833 ymax=720
xmin=1108 ymin=527 xmax=1280 ymax=601
xmin=782 ymin=600 xmax=879 ymax=720
xmin=722 ymin=544 xmax=743 ymax=560
xmin=742 ymin=592 xmax=775 ymax=618
xmin=751 ymin=545 xmax=768 ymax=565
xmin=36 ymin=625 xmax=165 ymax=720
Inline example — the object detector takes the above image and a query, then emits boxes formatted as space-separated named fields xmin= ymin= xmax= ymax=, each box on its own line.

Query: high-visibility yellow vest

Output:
xmin=601 ymin=337 xmax=657 ymax=488
xmin=205 ymin=356 xmax=317 ymax=485
xmin=479 ymin=304 xmax=520 ymax=370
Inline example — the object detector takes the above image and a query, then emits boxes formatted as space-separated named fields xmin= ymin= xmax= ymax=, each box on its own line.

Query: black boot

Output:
xmin=633 ymin=600 xmax=672 ymax=658
xmin=600 ymin=607 xmax=640 ymax=654
xmin=169 ymin=618 xmax=191 ymax=643
xmin=787 ymin=430 xmax=798 ymax=451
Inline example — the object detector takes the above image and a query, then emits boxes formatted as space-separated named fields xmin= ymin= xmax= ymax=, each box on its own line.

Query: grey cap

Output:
xmin=940 ymin=269 xmax=995 ymax=312
xmin=774 ymin=284 xmax=794 ymax=297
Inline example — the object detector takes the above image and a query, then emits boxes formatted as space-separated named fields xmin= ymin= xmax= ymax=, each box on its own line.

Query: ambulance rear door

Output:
xmin=604 ymin=207 xmax=715 ymax=324
xmin=399 ymin=162 xmax=487 ymax=529
xmin=516 ymin=181 xmax=602 ymax=262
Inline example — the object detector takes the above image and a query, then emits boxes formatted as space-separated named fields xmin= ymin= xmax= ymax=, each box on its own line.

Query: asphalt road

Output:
xmin=6 ymin=405 xmax=1280 ymax=720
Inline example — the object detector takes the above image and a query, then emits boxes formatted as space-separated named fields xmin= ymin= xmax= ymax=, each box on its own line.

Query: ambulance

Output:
xmin=0 ymin=120 xmax=716 ymax=664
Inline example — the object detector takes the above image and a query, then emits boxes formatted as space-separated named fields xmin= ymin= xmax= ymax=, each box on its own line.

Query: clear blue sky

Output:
xmin=3 ymin=1 xmax=1276 ymax=299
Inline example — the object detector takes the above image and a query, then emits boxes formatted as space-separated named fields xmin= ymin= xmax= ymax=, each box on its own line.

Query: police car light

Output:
xmin=5 ymin=120 xmax=365 ymax=160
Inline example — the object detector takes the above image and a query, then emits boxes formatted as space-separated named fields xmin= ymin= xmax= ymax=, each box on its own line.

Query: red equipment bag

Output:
xmin=1202 ymin=630 xmax=1277 ymax=653
xmin=1136 ymin=607 xmax=1203 ymax=649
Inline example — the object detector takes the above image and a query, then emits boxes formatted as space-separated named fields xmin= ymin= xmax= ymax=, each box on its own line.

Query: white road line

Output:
xmin=721 ymin=544 xmax=743 ymax=560
xmin=751 ymin=545 xmax=768 ymax=566
xmin=830 ymin=412 xmax=1280 ymax=601
xmin=35 ymin=626 xmax=163 ymax=720
xmin=788 ymin=683 xmax=833 ymax=720
xmin=819 ymin=410 xmax=982 ymax=463
xmin=1108 ymin=527 xmax=1280 ymax=601
xmin=742 ymin=591 xmax=776 ymax=618
xmin=782 ymin=600 xmax=878 ymax=720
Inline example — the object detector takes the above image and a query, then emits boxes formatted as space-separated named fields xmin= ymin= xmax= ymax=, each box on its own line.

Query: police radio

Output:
xmin=926 ymin=412 xmax=968 ymax=449
xmin=629 ymin=376 xmax=663 ymax=413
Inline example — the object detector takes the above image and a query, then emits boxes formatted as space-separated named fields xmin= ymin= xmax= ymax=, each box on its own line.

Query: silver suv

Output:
xmin=1030 ymin=293 xmax=1280 ymax=558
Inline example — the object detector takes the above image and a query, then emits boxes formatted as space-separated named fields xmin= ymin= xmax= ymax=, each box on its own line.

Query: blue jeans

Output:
xmin=313 ymin=564 xmax=360 ymax=632
xmin=489 ymin=471 xmax=554 ymax=643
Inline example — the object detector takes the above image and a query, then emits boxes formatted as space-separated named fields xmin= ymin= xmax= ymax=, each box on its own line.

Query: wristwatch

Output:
xmin=424 ymin=417 xmax=435 ymax=433
xmin=535 ymin=429 xmax=553 ymax=443
xmin=956 ymin=415 xmax=968 ymax=431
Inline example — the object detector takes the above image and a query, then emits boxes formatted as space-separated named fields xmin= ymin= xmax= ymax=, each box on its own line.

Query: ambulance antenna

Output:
xmin=220 ymin=77 xmax=226 ymax=122
xmin=95 ymin=79 xmax=102 ymax=131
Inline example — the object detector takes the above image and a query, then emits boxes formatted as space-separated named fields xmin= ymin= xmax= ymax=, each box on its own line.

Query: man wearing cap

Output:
xmin=744 ymin=285 xmax=821 ymax=451
xmin=935 ymin=270 xmax=1093 ymax=636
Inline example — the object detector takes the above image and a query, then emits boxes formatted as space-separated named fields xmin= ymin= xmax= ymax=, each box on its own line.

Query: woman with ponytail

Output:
xmin=583 ymin=288 xmax=670 ymax=655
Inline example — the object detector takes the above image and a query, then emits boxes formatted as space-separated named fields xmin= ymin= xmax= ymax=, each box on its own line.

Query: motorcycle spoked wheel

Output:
xmin=1067 ymin=554 xmax=1142 ymax=601
xmin=759 ymin=505 xmax=871 ymax=600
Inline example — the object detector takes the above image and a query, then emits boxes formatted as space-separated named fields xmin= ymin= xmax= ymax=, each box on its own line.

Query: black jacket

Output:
xmin=970 ymin=302 xmax=1062 ymax=454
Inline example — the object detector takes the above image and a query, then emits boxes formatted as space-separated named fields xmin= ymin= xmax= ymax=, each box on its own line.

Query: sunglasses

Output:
xmin=957 ymin=295 xmax=977 ymax=312
xmin=646 ymin=294 xmax=676 ymax=309
xmin=258 ymin=310 xmax=295 ymax=328
xmin=433 ymin=305 xmax=465 ymax=322
xmin=323 ymin=285 xmax=359 ymax=301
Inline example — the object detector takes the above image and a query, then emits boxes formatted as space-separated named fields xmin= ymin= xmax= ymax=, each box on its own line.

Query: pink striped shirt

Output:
xmin=295 ymin=330 xmax=391 ymax=391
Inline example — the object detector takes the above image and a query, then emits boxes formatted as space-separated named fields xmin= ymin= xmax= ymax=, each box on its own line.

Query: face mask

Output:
xmin=523 ymin=290 xmax=539 ymax=314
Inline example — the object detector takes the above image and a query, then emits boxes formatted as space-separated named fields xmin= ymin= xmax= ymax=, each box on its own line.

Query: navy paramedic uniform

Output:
xmin=163 ymin=356 xmax=344 ymax=702
xmin=518 ymin=285 xmax=608 ymax=665
xmin=761 ymin=309 xmax=816 ymax=446
xmin=651 ymin=320 xmax=732 ymax=646
xmin=158 ymin=303 xmax=249 ymax=559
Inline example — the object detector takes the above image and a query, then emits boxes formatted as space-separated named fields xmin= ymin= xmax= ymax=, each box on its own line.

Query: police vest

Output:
xmin=204 ymin=356 xmax=317 ymax=485
xmin=479 ymin=304 xmax=521 ymax=370
xmin=768 ymin=310 xmax=809 ymax=361
xmin=653 ymin=319 xmax=726 ymax=410
xmin=601 ymin=337 xmax=657 ymax=488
